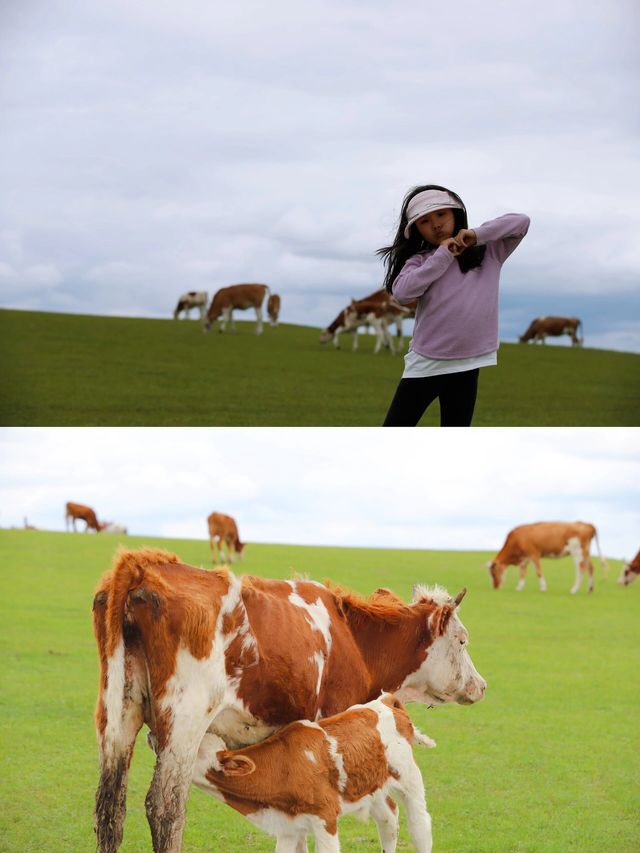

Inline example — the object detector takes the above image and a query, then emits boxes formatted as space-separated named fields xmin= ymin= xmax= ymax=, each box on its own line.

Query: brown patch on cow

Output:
xmin=386 ymin=795 xmax=397 ymax=813
xmin=205 ymin=723 xmax=340 ymax=830
xmin=153 ymin=706 xmax=173 ymax=751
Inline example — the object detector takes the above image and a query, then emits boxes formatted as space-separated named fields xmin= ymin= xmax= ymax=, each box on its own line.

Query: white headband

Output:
xmin=404 ymin=190 xmax=464 ymax=238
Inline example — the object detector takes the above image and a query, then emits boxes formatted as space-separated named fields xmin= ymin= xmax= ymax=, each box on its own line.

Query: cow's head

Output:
xmin=486 ymin=559 xmax=506 ymax=589
xmin=396 ymin=586 xmax=486 ymax=707
xmin=319 ymin=330 xmax=333 ymax=344
xmin=235 ymin=542 xmax=245 ymax=560
xmin=618 ymin=561 xmax=638 ymax=586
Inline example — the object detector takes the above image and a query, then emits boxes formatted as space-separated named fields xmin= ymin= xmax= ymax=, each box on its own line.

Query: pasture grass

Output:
xmin=1 ymin=308 xmax=639 ymax=425
xmin=0 ymin=529 xmax=638 ymax=852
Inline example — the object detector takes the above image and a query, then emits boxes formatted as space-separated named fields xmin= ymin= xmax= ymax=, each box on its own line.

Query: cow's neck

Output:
xmin=344 ymin=605 xmax=430 ymax=699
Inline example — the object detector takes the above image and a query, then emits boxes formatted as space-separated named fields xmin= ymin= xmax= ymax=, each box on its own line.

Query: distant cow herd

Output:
xmin=174 ymin=284 xmax=280 ymax=335
xmin=86 ymin=512 xmax=635 ymax=852
xmin=172 ymin=282 xmax=585 ymax=351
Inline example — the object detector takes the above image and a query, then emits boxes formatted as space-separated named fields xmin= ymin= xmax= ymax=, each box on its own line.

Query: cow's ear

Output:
xmin=218 ymin=753 xmax=255 ymax=776
xmin=430 ymin=604 xmax=454 ymax=636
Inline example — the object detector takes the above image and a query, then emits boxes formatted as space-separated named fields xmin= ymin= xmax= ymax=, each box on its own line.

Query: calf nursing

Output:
xmin=191 ymin=693 xmax=435 ymax=852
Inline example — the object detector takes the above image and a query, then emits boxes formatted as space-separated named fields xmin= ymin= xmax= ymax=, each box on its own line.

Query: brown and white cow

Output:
xmin=65 ymin=501 xmax=103 ymax=533
xmin=92 ymin=548 xmax=485 ymax=852
xmin=207 ymin=512 xmax=244 ymax=563
xmin=320 ymin=289 xmax=416 ymax=351
xmin=618 ymin=549 xmax=640 ymax=586
xmin=173 ymin=291 xmax=208 ymax=321
xmin=487 ymin=521 xmax=608 ymax=594
xmin=519 ymin=316 xmax=583 ymax=346
xmin=320 ymin=297 xmax=411 ymax=354
xmin=204 ymin=283 xmax=270 ymax=335
xmin=267 ymin=293 xmax=281 ymax=327
xmin=190 ymin=693 xmax=435 ymax=852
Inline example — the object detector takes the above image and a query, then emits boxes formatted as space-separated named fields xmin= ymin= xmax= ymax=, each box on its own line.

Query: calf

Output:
xmin=618 ymin=549 xmax=640 ymax=586
xmin=173 ymin=291 xmax=208 ymax=321
xmin=519 ymin=316 xmax=583 ymax=346
xmin=192 ymin=693 xmax=435 ymax=853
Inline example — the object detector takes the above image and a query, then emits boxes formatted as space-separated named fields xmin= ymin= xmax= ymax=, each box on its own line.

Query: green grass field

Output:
xmin=1 ymin=529 xmax=638 ymax=852
xmin=1 ymin=309 xmax=639 ymax=425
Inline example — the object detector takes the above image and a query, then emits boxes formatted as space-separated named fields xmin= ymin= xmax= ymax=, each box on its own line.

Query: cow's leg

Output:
xmin=145 ymin=693 xmax=215 ymax=853
xmin=352 ymin=330 xmax=359 ymax=351
xmin=275 ymin=836 xmax=309 ymax=853
xmin=515 ymin=560 xmax=528 ymax=591
xmin=532 ymin=556 xmax=546 ymax=592
xmin=94 ymin=640 xmax=145 ymax=853
xmin=310 ymin=826 xmax=340 ymax=853
xmin=254 ymin=306 xmax=264 ymax=335
xmin=385 ymin=324 xmax=396 ymax=355
xmin=333 ymin=332 xmax=340 ymax=349
xmin=395 ymin=769 xmax=432 ymax=853
xmin=568 ymin=537 xmax=585 ymax=594
xmin=371 ymin=792 xmax=399 ymax=852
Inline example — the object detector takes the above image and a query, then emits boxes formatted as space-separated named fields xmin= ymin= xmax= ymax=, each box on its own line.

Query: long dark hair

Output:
xmin=377 ymin=184 xmax=486 ymax=294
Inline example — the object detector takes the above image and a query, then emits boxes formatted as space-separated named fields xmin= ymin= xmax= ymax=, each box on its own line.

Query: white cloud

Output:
xmin=0 ymin=1 xmax=638 ymax=348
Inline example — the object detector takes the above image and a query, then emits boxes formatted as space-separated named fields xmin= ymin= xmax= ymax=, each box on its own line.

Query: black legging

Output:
xmin=382 ymin=368 xmax=479 ymax=427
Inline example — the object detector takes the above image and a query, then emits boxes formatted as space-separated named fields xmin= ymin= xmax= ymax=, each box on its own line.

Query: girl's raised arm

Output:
xmin=391 ymin=244 xmax=457 ymax=303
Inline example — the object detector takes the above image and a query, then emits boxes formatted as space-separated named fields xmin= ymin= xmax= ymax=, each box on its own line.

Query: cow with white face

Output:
xmin=618 ymin=549 xmax=640 ymax=586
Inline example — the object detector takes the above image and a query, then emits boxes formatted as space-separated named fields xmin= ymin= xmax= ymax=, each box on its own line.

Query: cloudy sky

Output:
xmin=1 ymin=1 xmax=639 ymax=352
xmin=1 ymin=427 xmax=638 ymax=558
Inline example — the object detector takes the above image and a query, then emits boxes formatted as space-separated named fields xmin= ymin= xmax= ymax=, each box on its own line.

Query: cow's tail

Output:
xmin=93 ymin=547 xmax=179 ymax=852
xmin=592 ymin=529 xmax=608 ymax=578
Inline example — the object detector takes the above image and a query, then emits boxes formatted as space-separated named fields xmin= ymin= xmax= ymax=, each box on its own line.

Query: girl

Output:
xmin=379 ymin=184 xmax=530 ymax=426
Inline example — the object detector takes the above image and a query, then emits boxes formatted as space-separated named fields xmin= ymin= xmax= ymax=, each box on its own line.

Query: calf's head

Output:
xmin=396 ymin=586 xmax=486 ymax=707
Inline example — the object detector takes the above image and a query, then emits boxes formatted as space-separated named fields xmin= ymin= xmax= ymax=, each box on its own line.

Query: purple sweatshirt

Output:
xmin=392 ymin=213 xmax=530 ymax=359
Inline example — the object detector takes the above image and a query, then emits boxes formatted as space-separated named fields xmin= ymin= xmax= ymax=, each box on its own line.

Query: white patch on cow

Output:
xmin=396 ymin=612 xmax=485 ymax=706
xmin=246 ymin=808 xmax=335 ymax=849
xmin=310 ymin=650 xmax=325 ymax=696
xmin=103 ymin=639 xmax=126 ymax=756
xmin=411 ymin=584 xmax=450 ymax=606
xmin=287 ymin=585 xmax=332 ymax=649
xmin=324 ymin=731 xmax=347 ymax=793
xmin=193 ymin=732 xmax=229 ymax=782
xmin=304 ymin=749 xmax=317 ymax=764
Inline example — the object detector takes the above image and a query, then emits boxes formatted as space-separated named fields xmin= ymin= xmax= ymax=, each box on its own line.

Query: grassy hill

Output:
xmin=0 ymin=529 xmax=637 ymax=852
xmin=1 ymin=308 xmax=639 ymax=425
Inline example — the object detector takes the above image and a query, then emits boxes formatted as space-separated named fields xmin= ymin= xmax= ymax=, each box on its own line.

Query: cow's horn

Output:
xmin=453 ymin=587 xmax=467 ymax=607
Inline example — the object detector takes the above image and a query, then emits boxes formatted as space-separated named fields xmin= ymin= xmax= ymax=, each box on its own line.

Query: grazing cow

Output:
xmin=65 ymin=501 xmax=102 ymax=533
xmin=519 ymin=316 xmax=583 ymax=346
xmin=487 ymin=521 xmax=608 ymax=594
xmin=320 ymin=297 xmax=411 ymax=354
xmin=361 ymin=288 xmax=417 ymax=339
xmin=204 ymin=283 xmax=270 ymax=335
xmin=92 ymin=548 xmax=485 ymax=852
xmin=101 ymin=523 xmax=129 ymax=535
xmin=267 ymin=293 xmax=281 ymax=327
xmin=618 ymin=549 xmax=640 ymax=586
xmin=173 ymin=291 xmax=208 ymax=321
xmin=207 ymin=512 xmax=244 ymax=563
xmin=190 ymin=693 xmax=435 ymax=853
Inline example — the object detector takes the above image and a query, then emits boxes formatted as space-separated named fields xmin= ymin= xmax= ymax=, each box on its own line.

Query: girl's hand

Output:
xmin=442 ymin=237 xmax=463 ymax=256
xmin=453 ymin=229 xmax=477 ymax=252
